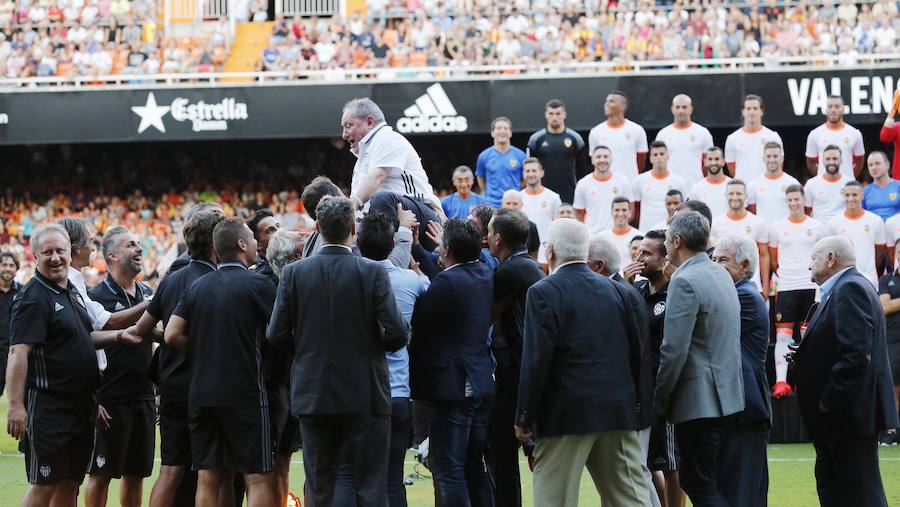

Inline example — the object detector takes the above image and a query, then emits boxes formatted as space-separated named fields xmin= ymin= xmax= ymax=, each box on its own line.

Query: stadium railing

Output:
xmin=2 ymin=53 xmax=899 ymax=90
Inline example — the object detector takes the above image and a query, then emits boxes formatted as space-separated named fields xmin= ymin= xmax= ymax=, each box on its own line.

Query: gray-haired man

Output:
xmin=656 ymin=212 xmax=744 ymax=506
xmin=340 ymin=97 xmax=441 ymax=210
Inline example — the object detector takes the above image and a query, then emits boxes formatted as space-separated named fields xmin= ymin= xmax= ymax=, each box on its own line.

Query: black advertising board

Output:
xmin=0 ymin=66 xmax=897 ymax=145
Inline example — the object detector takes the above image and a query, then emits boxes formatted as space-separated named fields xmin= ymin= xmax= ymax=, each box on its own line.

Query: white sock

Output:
xmin=774 ymin=327 xmax=793 ymax=383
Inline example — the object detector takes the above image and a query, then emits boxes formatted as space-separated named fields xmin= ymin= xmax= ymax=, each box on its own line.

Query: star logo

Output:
xmin=131 ymin=93 xmax=170 ymax=134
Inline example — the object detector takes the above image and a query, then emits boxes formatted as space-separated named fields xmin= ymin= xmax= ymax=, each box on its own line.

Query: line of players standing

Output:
xmin=445 ymin=91 xmax=900 ymax=445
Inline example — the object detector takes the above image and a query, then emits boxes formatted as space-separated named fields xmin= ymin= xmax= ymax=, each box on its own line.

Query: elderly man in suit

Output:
xmin=656 ymin=211 xmax=744 ymax=507
xmin=515 ymin=218 xmax=650 ymax=507
xmin=712 ymin=236 xmax=772 ymax=507
xmin=787 ymin=236 xmax=898 ymax=507
xmin=267 ymin=197 xmax=409 ymax=507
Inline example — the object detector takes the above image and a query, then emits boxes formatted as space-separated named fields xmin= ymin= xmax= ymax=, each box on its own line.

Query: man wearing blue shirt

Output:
xmin=357 ymin=212 xmax=429 ymax=507
xmin=442 ymin=166 xmax=488 ymax=219
xmin=476 ymin=117 xmax=527 ymax=207
xmin=863 ymin=151 xmax=900 ymax=221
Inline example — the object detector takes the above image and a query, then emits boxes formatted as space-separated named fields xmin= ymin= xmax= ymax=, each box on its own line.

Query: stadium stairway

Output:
xmin=221 ymin=21 xmax=274 ymax=81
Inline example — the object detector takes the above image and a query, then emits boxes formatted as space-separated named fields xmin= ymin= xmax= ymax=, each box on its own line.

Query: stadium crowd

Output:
xmin=255 ymin=0 xmax=900 ymax=73
xmin=1 ymin=90 xmax=900 ymax=507
xmin=1 ymin=0 xmax=900 ymax=79
xmin=0 ymin=0 xmax=232 ymax=79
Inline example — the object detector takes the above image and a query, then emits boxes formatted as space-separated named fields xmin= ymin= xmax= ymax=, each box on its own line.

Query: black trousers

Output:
xmin=485 ymin=348 xmax=521 ymax=507
xmin=300 ymin=414 xmax=391 ymax=507
xmin=717 ymin=420 xmax=769 ymax=507
xmin=368 ymin=192 xmax=441 ymax=252
xmin=411 ymin=400 xmax=429 ymax=448
xmin=813 ymin=437 xmax=888 ymax=507
xmin=675 ymin=415 xmax=735 ymax=507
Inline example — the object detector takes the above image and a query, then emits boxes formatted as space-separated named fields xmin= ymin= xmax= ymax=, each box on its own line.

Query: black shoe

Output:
xmin=879 ymin=431 xmax=898 ymax=446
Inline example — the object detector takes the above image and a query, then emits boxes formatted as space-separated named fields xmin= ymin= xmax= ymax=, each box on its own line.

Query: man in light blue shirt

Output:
xmin=355 ymin=211 xmax=429 ymax=507
xmin=442 ymin=165 xmax=489 ymax=219
xmin=862 ymin=151 xmax=900 ymax=221
xmin=476 ymin=116 xmax=526 ymax=207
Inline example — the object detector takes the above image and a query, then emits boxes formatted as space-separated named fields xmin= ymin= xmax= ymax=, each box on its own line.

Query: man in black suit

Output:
xmin=586 ymin=235 xmax=660 ymax=507
xmin=515 ymin=218 xmax=650 ymax=506
xmin=484 ymin=208 xmax=545 ymax=507
xmin=267 ymin=197 xmax=409 ymax=507
xmin=246 ymin=209 xmax=280 ymax=285
xmin=409 ymin=219 xmax=495 ymax=507
xmin=712 ymin=236 xmax=771 ymax=507
xmin=788 ymin=236 xmax=898 ymax=507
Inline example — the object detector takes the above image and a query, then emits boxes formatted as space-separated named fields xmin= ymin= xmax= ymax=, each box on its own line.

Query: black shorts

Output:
xmin=775 ymin=289 xmax=817 ymax=325
xmin=268 ymin=384 xmax=301 ymax=455
xmin=159 ymin=399 xmax=192 ymax=467
xmin=189 ymin=405 xmax=273 ymax=474
xmin=89 ymin=400 xmax=156 ymax=478
xmin=647 ymin=418 xmax=679 ymax=472
xmin=23 ymin=389 xmax=95 ymax=485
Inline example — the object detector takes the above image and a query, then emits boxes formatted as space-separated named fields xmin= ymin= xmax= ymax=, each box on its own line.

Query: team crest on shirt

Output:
xmin=653 ymin=302 xmax=666 ymax=316
xmin=612 ymin=187 xmax=620 ymax=195
xmin=564 ymin=137 xmax=573 ymax=148
xmin=745 ymin=226 xmax=753 ymax=234
xmin=541 ymin=201 xmax=548 ymax=208
xmin=40 ymin=465 xmax=51 ymax=478
xmin=775 ymin=312 xmax=783 ymax=322
xmin=510 ymin=159 xmax=518 ymax=168
xmin=843 ymin=137 xmax=849 ymax=144
xmin=780 ymin=185 xmax=787 ymax=192
xmin=890 ymin=193 xmax=897 ymax=201
xmin=864 ymin=225 xmax=871 ymax=232
xmin=625 ymin=133 xmax=632 ymax=140
xmin=689 ymin=135 xmax=696 ymax=142
xmin=96 ymin=455 xmax=106 ymax=468
xmin=806 ymin=229 xmax=814 ymax=236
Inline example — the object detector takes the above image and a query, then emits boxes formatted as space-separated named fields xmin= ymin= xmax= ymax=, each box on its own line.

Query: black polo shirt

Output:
xmin=173 ymin=261 xmax=276 ymax=407
xmin=493 ymin=250 xmax=545 ymax=356
xmin=0 ymin=280 xmax=22 ymax=351
xmin=635 ymin=278 xmax=669 ymax=373
xmin=147 ymin=258 xmax=216 ymax=402
xmin=526 ymin=127 xmax=586 ymax=204
xmin=88 ymin=277 xmax=154 ymax=403
xmin=10 ymin=271 xmax=99 ymax=394
xmin=879 ymin=270 xmax=900 ymax=346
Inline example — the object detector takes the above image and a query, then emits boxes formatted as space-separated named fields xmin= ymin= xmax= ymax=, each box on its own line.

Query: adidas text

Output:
xmin=397 ymin=115 xmax=468 ymax=134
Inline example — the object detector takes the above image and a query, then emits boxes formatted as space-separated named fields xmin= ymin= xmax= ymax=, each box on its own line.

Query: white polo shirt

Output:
xmin=827 ymin=210 xmax=887 ymax=285
xmin=633 ymin=170 xmax=688 ymax=231
xmin=803 ymin=174 xmax=852 ymax=225
xmin=351 ymin=122 xmax=439 ymax=207
xmin=597 ymin=225 xmax=643 ymax=267
xmin=521 ymin=186 xmax=562 ymax=264
xmin=805 ymin=122 xmax=865 ymax=179
xmin=724 ymin=126 xmax=783 ymax=183
xmin=573 ymin=172 xmax=634 ymax=234
xmin=886 ymin=213 xmax=900 ymax=249
xmin=68 ymin=266 xmax=110 ymax=370
xmin=690 ymin=176 xmax=731 ymax=218
xmin=747 ymin=172 xmax=801 ymax=224
xmin=769 ymin=215 xmax=825 ymax=292
xmin=654 ymin=122 xmax=714 ymax=184
xmin=588 ymin=119 xmax=649 ymax=180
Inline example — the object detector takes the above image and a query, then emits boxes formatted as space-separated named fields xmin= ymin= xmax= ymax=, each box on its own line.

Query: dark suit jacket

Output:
xmin=492 ymin=251 xmax=545 ymax=366
xmin=516 ymin=263 xmax=642 ymax=439
xmin=267 ymin=245 xmax=409 ymax=416
xmin=735 ymin=279 xmax=772 ymax=426
xmin=410 ymin=260 xmax=495 ymax=401
xmin=611 ymin=272 xmax=654 ymax=429
xmin=795 ymin=267 xmax=899 ymax=441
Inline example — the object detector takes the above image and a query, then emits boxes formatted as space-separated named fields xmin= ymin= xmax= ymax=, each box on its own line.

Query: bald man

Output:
xmin=501 ymin=190 xmax=541 ymax=262
xmin=655 ymin=94 xmax=714 ymax=185
xmin=788 ymin=236 xmax=898 ymax=507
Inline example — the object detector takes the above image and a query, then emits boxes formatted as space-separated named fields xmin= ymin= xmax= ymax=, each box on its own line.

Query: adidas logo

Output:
xmin=54 ymin=302 xmax=64 ymax=312
xmin=396 ymin=84 xmax=468 ymax=134
xmin=114 ymin=302 xmax=126 ymax=311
